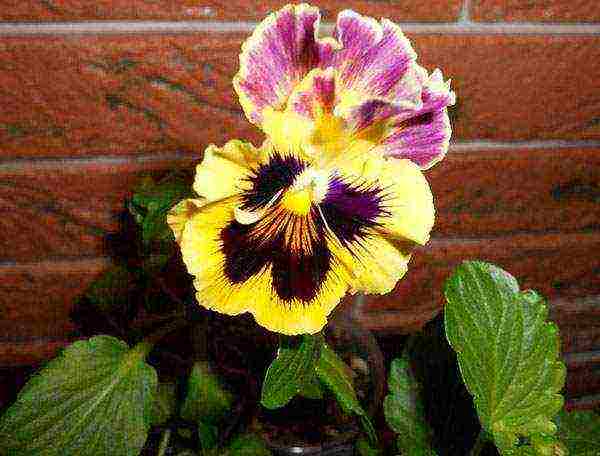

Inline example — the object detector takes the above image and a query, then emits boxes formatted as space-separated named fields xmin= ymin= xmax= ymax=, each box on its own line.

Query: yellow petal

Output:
xmin=193 ymin=139 xmax=268 ymax=202
xmin=329 ymin=235 xmax=411 ymax=295
xmin=261 ymin=107 xmax=314 ymax=158
xmin=167 ymin=198 xmax=206 ymax=242
xmin=178 ymin=198 xmax=350 ymax=335
xmin=334 ymin=148 xmax=435 ymax=246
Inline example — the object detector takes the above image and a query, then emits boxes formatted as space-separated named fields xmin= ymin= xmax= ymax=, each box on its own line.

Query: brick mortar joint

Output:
xmin=0 ymin=20 xmax=599 ymax=36
xmin=2 ymin=140 xmax=600 ymax=172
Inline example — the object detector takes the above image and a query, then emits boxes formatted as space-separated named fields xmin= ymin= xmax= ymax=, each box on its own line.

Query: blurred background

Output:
xmin=0 ymin=0 xmax=599 ymax=419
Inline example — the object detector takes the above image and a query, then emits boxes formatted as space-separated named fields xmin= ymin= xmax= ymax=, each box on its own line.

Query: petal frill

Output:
xmin=233 ymin=3 xmax=337 ymax=127
xmin=175 ymin=198 xmax=351 ymax=335
xmin=193 ymin=139 xmax=268 ymax=202
xmin=167 ymin=198 xmax=206 ymax=242
xmin=263 ymin=66 xmax=454 ymax=170
xmin=330 ymin=10 xmax=425 ymax=104
xmin=375 ymin=69 xmax=455 ymax=169
xmin=346 ymin=152 xmax=435 ymax=245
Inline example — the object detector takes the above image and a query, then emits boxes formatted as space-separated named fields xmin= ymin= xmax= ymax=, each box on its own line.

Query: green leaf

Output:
xmin=315 ymin=343 xmax=377 ymax=444
xmin=224 ymin=434 xmax=271 ymax=456
xmin=197 ymin=421 xmax=219 ymax=452
xmin=83 ymin=264 xmax=136 ymax=313
xmin=384 ymin=356 xmax=437 ymax=456
xmin=130 ymin=174 xmax=193 ymax=244
xmin=181 ymin=362 xmax=232 ymax=424
xmin=261 ymin=334 xmax=322 ymax=409
xmin=181 ymin=361 xmax=232 ymax=450
xmin=300 ymin=372 xmax=325 ymax=400
xmin=0 ymin=336 xmax=156 ymax=456
xmin=356 ymin=437 xmax=382 ymax=456
xmin=556 ymin=409 xmax=600 ymax=455
xmin=152 ymin=382 xmax=178 ymax=426
xmin=444 ymin=261 xmax=567 ymax=454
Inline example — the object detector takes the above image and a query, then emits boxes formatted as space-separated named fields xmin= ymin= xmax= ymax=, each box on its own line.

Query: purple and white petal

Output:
xmin=331 ymin=11 xmax=423 ymax=104
xmin=234 ymin=4 xmax=336 ymax=126
xmin=375 ymin=70 xmax=456 ymax=169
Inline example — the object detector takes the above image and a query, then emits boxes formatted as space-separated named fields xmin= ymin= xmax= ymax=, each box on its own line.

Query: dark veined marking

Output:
xmin=220 ymin=220 xmax=271 ymax=283
xmin=402 ymin=111 xmax=434 ymax=129
xmin=271 ymin=211 xmax=330 ymax=302
xmin=241 ymin=153 xmax=306 ymax=210
xmin=320 ymin=176 xmax=388 ymax=244
xmin=220 ymin=211 xmax=330 ymax=304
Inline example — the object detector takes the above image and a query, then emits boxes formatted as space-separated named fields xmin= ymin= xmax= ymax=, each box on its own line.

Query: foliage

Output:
xmin=315 ymin=343 xmax=377 ymax=444
xmin=181 ymin=361 xmax=233 ymax=450
xmin=261 ymin=334 xmax=322 ymax=409
xmin=129 ymin=173 xmax=194 ymax=246
xmin=444 ymin=261 xmax=567 ymax=455
xmin=384 ymin=355 xmax=437 ymax=455
xmin=0 ymin=336 xmax=156 ymax=456
xmin=555 ymin=409 xmax=600 ymax=455
xmin=151 ymin=382 xmax=178 ymax=426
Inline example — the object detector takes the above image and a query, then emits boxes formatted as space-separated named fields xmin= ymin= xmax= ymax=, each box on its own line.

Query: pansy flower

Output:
xmin=234 ymin=3 xmax=455 ymax=170
xmin=169 ymin=4 xmax=454 ymax=335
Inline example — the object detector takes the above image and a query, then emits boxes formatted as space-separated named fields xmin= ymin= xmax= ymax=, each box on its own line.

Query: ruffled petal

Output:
xmin=312 ymin=149 xmax=434 ymax=295
xmin=193 ymin=139 xmax=267 ymax=202
xmin=332 ymin=10 xmax=425 ymax=104
xmin=177 ymin=197 xmax=350 ymax=335
xmin=375 ymin=69 xmax=455 ymax=169
xmin=262 ymin=65 xmax=453 ymax=170
xmin=233 ymin=3 xmax=337 ymax=126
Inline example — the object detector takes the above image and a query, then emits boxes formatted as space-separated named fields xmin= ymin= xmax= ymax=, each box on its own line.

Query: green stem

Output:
xmin=135 ymin=316 xmax=188 ymax=358
xmin=157 ymin=429 xmax=171 ymax=456
xmin=468 ymin=429 xmax=488 ymax=456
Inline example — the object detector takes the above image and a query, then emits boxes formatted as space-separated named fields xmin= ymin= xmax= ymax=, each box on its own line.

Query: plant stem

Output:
xmin=468 ymin=429 xmax=488 ymax=456
xmin=157 ymin=429 xmax=171 ymax=456
xmin=136 ymin=316 xmax=188 ymax=358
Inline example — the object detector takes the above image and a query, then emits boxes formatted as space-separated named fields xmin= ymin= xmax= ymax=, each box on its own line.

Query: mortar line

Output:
xmin=0 ymin=20 xmax=599 ymax=36
xmin=1 ymin=140 xmax=599 ymax=171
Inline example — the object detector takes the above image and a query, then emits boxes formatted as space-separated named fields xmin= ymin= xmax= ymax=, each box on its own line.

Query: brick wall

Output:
xmin=0 ymin=1 xmax=599 ymax=409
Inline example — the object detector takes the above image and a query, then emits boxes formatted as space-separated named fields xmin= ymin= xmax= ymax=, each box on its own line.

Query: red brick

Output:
xmin=0 ymin=157 xmax=197 ymax=261
xmin=472 ymin=0 xmax=600 ymax=23
xmin=1 ymin=34 xmax=598 ymax=159
xmin=431 ymin=147 xmax=600 ymax=237
xmin=1 ymin=234 xmax=597 ymax=362
xmin=0 ymin=35 xmax=261 ymax=158
xmin=0 ymin=1 xmax=462 ymax=22
xmin=414 ymin=35 xmax=600 ymax=141
xmin=0 ymin=340 xmax=71 ymax=367
xmin=0 ymin=259 xmax=107 ymax=366
xmin=0 ymin=258 xmax=108 ymax=334
xmin=361 ymin=232 xmax=600 ymax=321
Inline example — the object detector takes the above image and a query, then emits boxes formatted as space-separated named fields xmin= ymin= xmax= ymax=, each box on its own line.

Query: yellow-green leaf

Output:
xmin=444 ymin=261 xmax=566 ymax=455
xmin=556 ymin=409 xmax=600 ymax=455
xmin=0 ymin=336 xmax=156 ymax=456
xmin=261 ymin=335 xmax=322 ymax=409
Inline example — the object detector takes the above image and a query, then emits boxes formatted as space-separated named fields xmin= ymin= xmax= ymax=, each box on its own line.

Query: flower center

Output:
xmin=281 ymin=168 xmax=329 ymax=215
